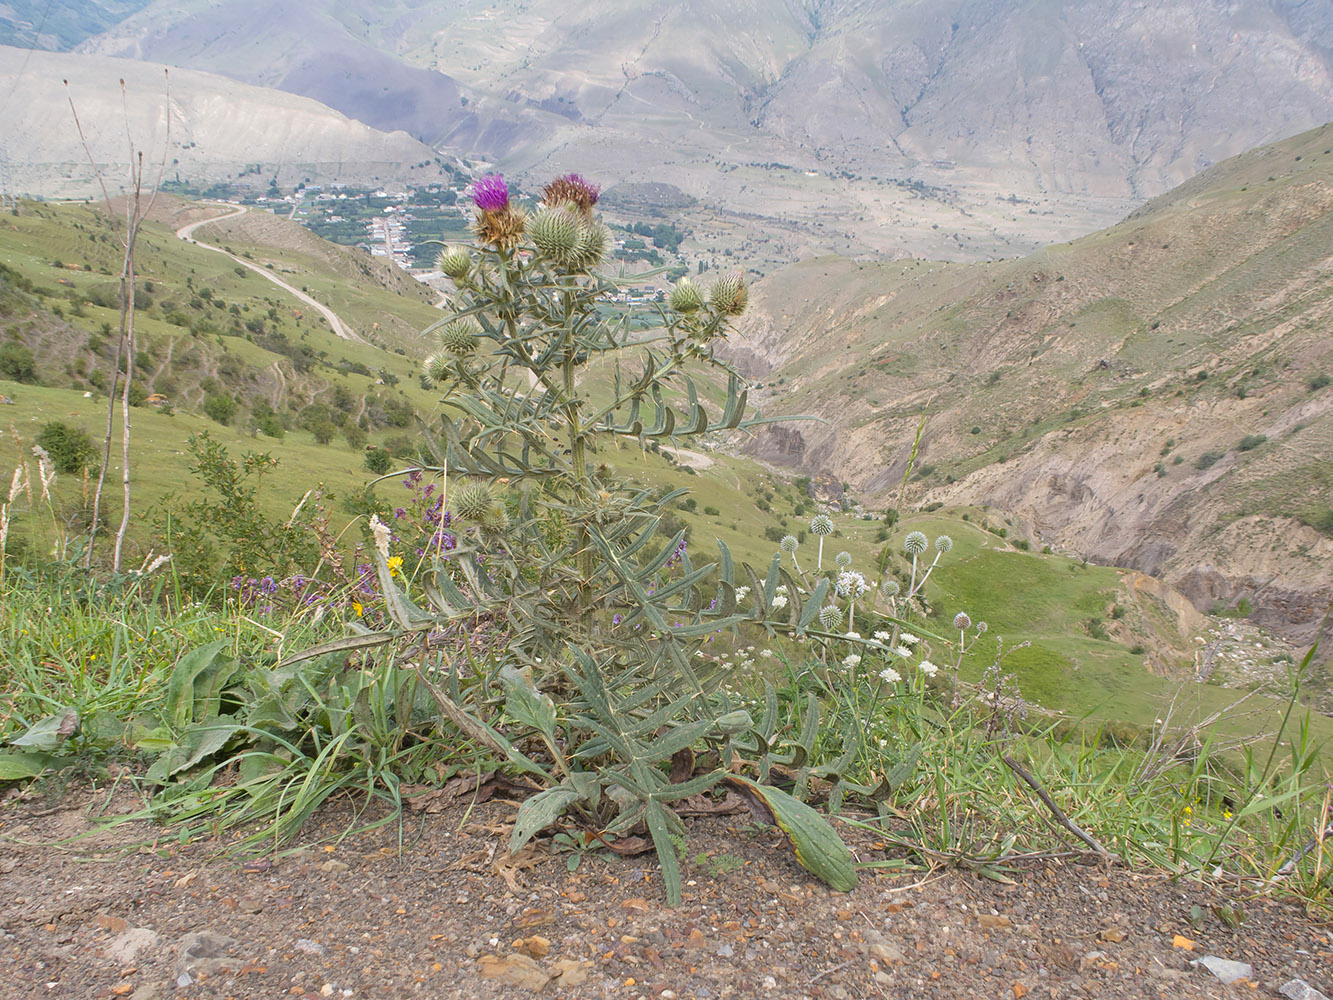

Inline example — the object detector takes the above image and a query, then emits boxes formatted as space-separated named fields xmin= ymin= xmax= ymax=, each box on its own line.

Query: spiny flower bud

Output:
xmin=669 ymin=278 xmax=705 ymax=313
xmin=818 ymin=605 xmax=844 ymax=630
xmin=453 ymin=481 xmax=497 ymax=522
xmin=881 ymin=580 xmax=901 ymax=597
xmin=437 ymin=246 xmax=471 ymax=279
xmin=528 ymin=206 xmax=582 ymax=263
xmin=422 ymin=352 xmax=452 ymax=382
xmin=439 ymin=318 xmax=480 ymax=355
xmin=904 ymin=531 xmax=928 ymax=555
xmin=480 ymin=502 xmax=509 ymax=533
xmin=779 ymin=534 xmax=799 ymax=552
xmin=709 ymin=269 xmax=748 ymax=316
xmin=810 ymin=514 xmax=834 ymax=536
xmin=568 ymin=222 xmax=609 ymax=271
xmin=935 ymin=534 xmax=953 ymax=553
xmin=954 ymin=611 xmax=972 ymax=631
xmin=835 ymin=551 xmax=852 ymax=568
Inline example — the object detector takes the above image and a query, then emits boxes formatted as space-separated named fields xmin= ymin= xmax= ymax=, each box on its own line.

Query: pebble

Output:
xmin=296 ymin=938 xmax=327 ymax=956
xmin=1196 ymin=956 xmax=1252 ymax=984
xmin=1281 ymin=981 xmax=1332 ymax=1000
xmin=107 ymin=928 xmax=159 ymax=964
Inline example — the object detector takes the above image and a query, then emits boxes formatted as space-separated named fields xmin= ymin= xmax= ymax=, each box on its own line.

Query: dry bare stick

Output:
xmin=67 ymin=73 xmax=171 ymax=571
xmin=1000 ymin=751 xmax=1115 ymax=864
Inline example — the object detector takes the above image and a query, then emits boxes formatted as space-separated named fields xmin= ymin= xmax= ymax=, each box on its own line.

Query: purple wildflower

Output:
xmin=470 ymin=174 xmax=509 ymax=212
xmin=543 ymin=173 xmax=600 ymax=212
xmin=613 ymin=614 xmax=622 ymax=626
xmin=394 ymin=507 xmax=407 ymax=519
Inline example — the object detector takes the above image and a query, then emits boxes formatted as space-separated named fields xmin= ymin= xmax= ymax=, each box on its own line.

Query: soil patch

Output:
xmin=1 ymin=785 xmax=1329 ymax=999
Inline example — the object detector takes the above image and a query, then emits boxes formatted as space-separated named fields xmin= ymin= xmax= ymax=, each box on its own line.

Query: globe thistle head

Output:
xmin=835 ymin=570 xmax=868 ymax=600
xmin=935 ymin=534 xmax=953 ymax=553
xmin=453 ymin=481 xmax=497 ymax=522
xmin=818 ymin=604 xmax=844 ymax=630
xmin=810 ymin=514 xmax=834 ymax=536
xmin=541 ymin=172 xmax=600 ymax=217
xmin=834 ymin=550 xmax=852 ymax=568
xmin=436 ymin=245 xmax=471 ymax=279
xmin=528 ymin=206 xmax=583 ymax=264
xmin=438 ymin=318 xmax=480 ymax=355
xmin=953 ymin=611 xmax=972 ymax=631
xmin=881 ymin=579 xmax=901 ymax=597
xmin=709 ymin=270 xmax=748 ymax=316
xmin=669 ymin=277 xmax=705 ymax=313
xmin=779 ymin=534 xmax=799 ymax=553
xmin=904 ymin=531 xmax=928 ymax=555
xmin=422 ymin=352 xmax=452 ymax=383
xmin=975 ymin=620 xmax=989 ymax=634
xmin=568 ymin=222 xmax=609 ymax=271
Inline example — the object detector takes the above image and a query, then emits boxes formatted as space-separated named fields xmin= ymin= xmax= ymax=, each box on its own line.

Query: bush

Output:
xmin=203 ymin=394 xmax=238 ymax=425
xmin=257 ymin=413 xmax=285 ymax=439
xmin=0 ymin=342 xmax=38 ymax=383
xmin=1195 ymin=451 xmax=1224 ymax=470
xmin=1309 ymin=373 xmax=1330 ymax=391
xmin=702 ymin=505 xmax=719 ymax=516
xmin=1237 ymin=434 xmax=1267 ymax=452
xmin=35 ymin=421 xmax=97 ymax=474
xmin=363 ymin=447 xmax=392 ymax=474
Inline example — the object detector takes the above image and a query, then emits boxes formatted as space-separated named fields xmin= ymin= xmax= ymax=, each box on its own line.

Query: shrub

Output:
xmin=0 ymin=342 xmax=38 ymax=383
xmin=204 ymin=394 xmax=238 ymax=425
xmin=702 ymin=506 xmax=719 ymax=516
xmin=363 ymin=447 xmax=392 ymax=474
xmin=35 ymin=421 xmax=98 ymax=474
xmin=1195 ymin=451 xmax=1224 ymax=470
xmin=257 ymin=413 xmax=285 ymax=439
xmin=1237 ymin=434 xmax=1267 ymax=452
xmin=1309 ymin=373 xmax=1330 ymax=391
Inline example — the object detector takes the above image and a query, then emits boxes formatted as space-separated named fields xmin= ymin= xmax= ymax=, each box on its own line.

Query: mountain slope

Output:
xmin=733 ymin=122 xmax=1333 ymax=642
xmin=72 ymin=0 xmax=1333 ymax=262
xmin=0 ymin=45 xmax=452 ymax=198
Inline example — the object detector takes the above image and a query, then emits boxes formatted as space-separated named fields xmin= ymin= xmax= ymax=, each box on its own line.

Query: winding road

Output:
xmin=175 ymin=204 xmax=365 ymax=344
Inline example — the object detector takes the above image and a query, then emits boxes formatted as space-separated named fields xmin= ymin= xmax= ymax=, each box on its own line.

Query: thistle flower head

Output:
xmin=976 ymin=621 xmax=989 ymax=633
xmin=935 ymin=534 xmax=953 ymax=553
xmin=953 ymin=611 xmax=972 ymax=631
xmin=835 ymin=570 xmax=868 ymax=599
xmin=438 ymin=317 xmax=481 ymax=355
xmin=904 ymin=530 xmax=928 ymax=555
xmin=422 ymin=352 xmax=452 ymax=382
xmin=779 ymin=534 xmax=799 ymax=552
xmin=568 ymin=222 xmax=609 ymax=271
xmin=709 ymin=269 xmax=748 ymax=316
xmin=834 ymin=551 xmax=852 ymax=568
xmin=881 ymin=579 xmax=901 ymax=597
xmin=454 ymin=481 xmax=498 ymax=522
xmin=817 ymin=604 xmax=844 ymax=630
xmin=469 ymin=173 xmax=510 ymax=212
xmin=437 ymin=245 xmax=471 ymax=279
xmin=528 ymin=206 xmax=583 ymax=263
xmin=541 ymin=173 xmax=600 ymax=216
xmin=810 ymin=514 xmax=834 ymax=536
xmin=472 ymin=201 xmax=527 ymax=250
xmin=669 ymin=277 xmax=705 ymax=313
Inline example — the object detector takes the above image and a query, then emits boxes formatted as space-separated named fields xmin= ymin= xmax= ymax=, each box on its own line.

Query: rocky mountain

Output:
xmin=69 ymin=0 xmax=1333 ymax=261
xmin=0 ymin=45 xmax=453 ymax=198
xmin=732 ymin=122 xmax=1333 ymax=643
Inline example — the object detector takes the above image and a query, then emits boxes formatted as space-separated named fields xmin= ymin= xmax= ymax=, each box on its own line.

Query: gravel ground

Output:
xmin=1 ymin=783 xmax=1329 ymax=1000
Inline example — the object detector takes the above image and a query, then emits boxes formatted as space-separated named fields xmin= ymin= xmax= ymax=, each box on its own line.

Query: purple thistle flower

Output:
xmin=542 ymin=173 xmax=600 ymax=211
xmin=470 ymin=174 xmax=509 ymax=212
xmin=612 ymin=614 xmax=622 ymax=626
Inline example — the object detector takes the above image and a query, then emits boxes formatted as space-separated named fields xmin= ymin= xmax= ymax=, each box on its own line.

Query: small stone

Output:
xmin=515 ymin=935 xmax=550 ymax=959
xmin=1196 ymin=956 xmax=1252 ymax=984
xmin=863 ymin=931 xmax=905 ymax=964
xmin=238 ymin=898 xmax=263 ymax=914
xmin=477 ymin=953 xmax=551 ymax=990
xmin=685 ymin=929 xmax=707 ymax=949
xmin=175 ymin=973 xmax=194 ymax=988
xmin=320 ymin=986 xmax=335 ymax=998
xmin=1171 ymin=935 xmax=1196 ymax=950
xmin=977 ymin=914 xmax=1011 ymax=930
xmin=1099 ymin=928 xmax=1127 ymax=943
xmin=620 ymin=898 xmax=650 ymax=913
xmin=97 ymin=915 xmax=130 ymax=934
xmin=1280 ymin=980 xmax=1331 ymax=1000
xmin=108 ymin=928 xmax=160 ymax=964
xmin=319 ymin=861 xmax=349 ymax=873
xmin=716 ymin=943 xmax=734 ymax=958
xmin=295 ymin=939 xmax=326 ymax=956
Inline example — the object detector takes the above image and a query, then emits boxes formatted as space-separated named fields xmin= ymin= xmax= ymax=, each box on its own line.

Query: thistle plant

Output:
xmin=810 ymin=513 xmax=834 ymax=570
xmin=301 ymin=172 xmax=853 ymax=904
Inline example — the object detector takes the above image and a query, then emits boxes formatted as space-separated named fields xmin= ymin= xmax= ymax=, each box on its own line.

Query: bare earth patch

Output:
xmin=1 ymin=785 xmax=1329 ymax=999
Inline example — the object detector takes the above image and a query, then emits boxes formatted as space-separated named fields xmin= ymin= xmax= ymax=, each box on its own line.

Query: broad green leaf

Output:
xmin=0 ymin=750 xmax=65 ymax=780
xmin=510 ymin=785 xmax=582 ymax=853
xmin=502 ymin=666 xmax=557 ymax=740
xmin=10 ymin=709 xmax=78 ymax=751
xmin=645 ymin=798 xmax=685 ymax=907
xmin=727 ymin=776 xmax=858 ymax=893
